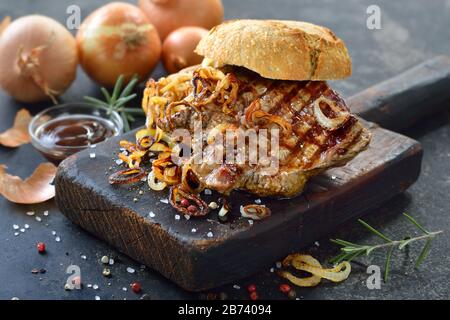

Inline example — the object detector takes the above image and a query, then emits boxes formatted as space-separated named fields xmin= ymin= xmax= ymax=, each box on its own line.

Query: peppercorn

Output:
xmin=249 ymin=291 xmax=258 ymax=300
xmin=131 ymin=282 xmax=142 ymax=293
xmin=180 ymin=199 xmax=189 ymax=207
xmin=247 ymin=284 xmax=257 ymax=293
xmin=279 ymin=283 xmax=291 ymax=294
xmin=187 ymin=205 xmax=197 ymax=214
xmin=37 ymin=242 xmax=46 ymax=254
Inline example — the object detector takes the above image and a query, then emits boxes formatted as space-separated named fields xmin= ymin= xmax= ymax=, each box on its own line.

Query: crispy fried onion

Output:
xmin=245 ymin=100 xmax=292 ymax=134
xmin=0 ymin=162 xmax=56 ymax=204
xmin=147 ymin=170 xmax=166 ymax=191
xmin=313 ymin=96 xmax=350 ymax=131
xmin=192 ymin=70 xmax=239 ymax=114
xmin=109 ymin=168 xmax=147 ymax=185
xmin=278 ymin=254 xmax=351 ymax=287
xmin=240 ymin=204 xmax=271 ymax=220
xmin=151 ymin=151 xmax=181 ymax=187
xmin=181 ymin=164 xmax=204 ymax=193
xmin=0 ymin=109 xmax=32 ymax=148
xmin=169 ymin=185 xmax=210 ymax=217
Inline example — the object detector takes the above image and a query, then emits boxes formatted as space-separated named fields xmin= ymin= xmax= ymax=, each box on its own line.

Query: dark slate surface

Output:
xmin=0 ymin=0 xmax=449 ymax=300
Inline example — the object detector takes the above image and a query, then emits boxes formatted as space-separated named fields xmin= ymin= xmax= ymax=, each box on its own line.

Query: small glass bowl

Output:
xmin=29 ymin=103 xmax=123 ymax=164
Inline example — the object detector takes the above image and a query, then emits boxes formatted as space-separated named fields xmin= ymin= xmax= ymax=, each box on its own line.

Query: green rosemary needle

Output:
xmin=84 ymin=74 xmax=145 ymax=132
xmin=330 ymin=212 xmax=443 ymax=282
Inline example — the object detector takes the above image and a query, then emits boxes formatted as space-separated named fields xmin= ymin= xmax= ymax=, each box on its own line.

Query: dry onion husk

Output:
xmin=0 ymin=163 xmax=57 ymax=204
xmin=278 ymin=254 xmax=351 ymax=287
xmin=0 ymin=16 xmax=11 ymax=36
xmin=0 ymin=15 xmax=78 ymax=103
xmin=0 ymin=109 xmax=32 ymax=148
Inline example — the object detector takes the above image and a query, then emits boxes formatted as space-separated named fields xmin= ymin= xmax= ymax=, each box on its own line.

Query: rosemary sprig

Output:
xmin=330 ymin=213 xmax=443 ymax=282
xmin=84 ymin=75 xmax=144 ymax=132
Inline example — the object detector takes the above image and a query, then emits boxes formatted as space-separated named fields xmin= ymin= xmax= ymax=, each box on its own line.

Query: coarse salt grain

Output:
xmin=233 ymin=285 xmax=241 ymax=290
xmin=51 ymin=231 xmax=56 ymax=236
xmin=275 ymin=262 xmax=282 ymax=269
xmin=89 ymin=153 xmax=96 ymax=159
xmin=20 ymin=228 xmax=25 ymax=233
xmin=87 ymin=284 xmax=92 ymax=288
xmin=248 ymin=220 xmax=254 ymax=225
xmin=35 ymin=216 xmax=42 ymax=222
xmin=95 ymin=296 xmax=100 ymax=300
xmin=122 ymin=287 xmax=127 ymax=291
xmin=184 ymin=215 xmax=190 ymax=220
xmin=115 ymin=159 xmax=123 ymax=165
xmin=26 ymin=211 xmax=35 ymax=216
xmin=24 ymin=224 xmax=29 ymax=229
xmin=175 ymin=215 xmax=180 ymax=220
xmin=126 ymin=267 xmax=135 ymax=274
xmin=270 ymin=268 xmax=275 ymax=273
xmin=207 ymin=232 xmax=213 ymax=238
xmin=101 ymin=256 xmax=109 ymax=264
xmin=109 ymin=258 xmax=114 ymax=265
xmin=81 ymin=255 xmax=87 ymax=260
xmin=204 ymin=189 xmax=212 ymax=195
xmin=14 ymin=232 xmax=19 ymax=236
xmin=148 ymin=212 xmax=155 ymax=218
xmin=55 ymin=236 xmax=61 ymax=242
xmin=160 ymin=198 xmax=169 ymax=204
xmin=43 ymin=211 xmax=49 ymax=216
xmin=13 ymin=224 xmax=19 ymax=230
xmin=254 ymin=199 xmax=262 ymax=204
xmin=191 ymin=228 xmax=197 ymax=233
xmin=314 ymin=241 xmax=320 ymax=247
xmin=93 ymin=284 xmax=99 ymax=290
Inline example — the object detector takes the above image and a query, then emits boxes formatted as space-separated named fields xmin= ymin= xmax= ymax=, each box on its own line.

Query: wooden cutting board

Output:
xmin=55 ymin=56 xmax=450 ymax=291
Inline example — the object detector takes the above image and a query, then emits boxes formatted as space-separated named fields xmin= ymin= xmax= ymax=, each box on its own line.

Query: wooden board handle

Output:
xmin=348 ymin=55 xmax=450 ymax=131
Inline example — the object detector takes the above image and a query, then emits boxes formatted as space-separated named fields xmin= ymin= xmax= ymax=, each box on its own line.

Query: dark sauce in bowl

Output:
xmin=37 ymin=115 xmax=117 ymax=148
xmin=29 ymin=104 xmax=123 ymax=164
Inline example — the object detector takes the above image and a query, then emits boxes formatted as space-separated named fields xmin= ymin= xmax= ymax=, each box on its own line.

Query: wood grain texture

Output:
xmin=55 ymin=121 xmax=422 ymax=291
xmin=348 ymin=55 xmax=450 ymax=131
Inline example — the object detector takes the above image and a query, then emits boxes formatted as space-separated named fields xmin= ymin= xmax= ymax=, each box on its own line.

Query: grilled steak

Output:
xmin=143 ymin=65 xmax=371 ymax=197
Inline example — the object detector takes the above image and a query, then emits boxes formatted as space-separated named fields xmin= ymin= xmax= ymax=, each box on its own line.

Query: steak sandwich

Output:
xmin=141 ymin=20 xmax=371 ymax=199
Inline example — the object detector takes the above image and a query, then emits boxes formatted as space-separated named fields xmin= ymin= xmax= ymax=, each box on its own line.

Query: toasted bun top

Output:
xmin=195 ymin=19 xmax=351 ymax=81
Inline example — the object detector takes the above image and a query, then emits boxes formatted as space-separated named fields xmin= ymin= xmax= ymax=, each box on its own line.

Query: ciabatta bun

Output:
xmin=195 ymin=19 xmax=351 ymax=81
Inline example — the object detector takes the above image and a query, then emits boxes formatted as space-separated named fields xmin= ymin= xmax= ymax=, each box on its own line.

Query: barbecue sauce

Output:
xmin=35 ymin=115 xmax=118 ymax=163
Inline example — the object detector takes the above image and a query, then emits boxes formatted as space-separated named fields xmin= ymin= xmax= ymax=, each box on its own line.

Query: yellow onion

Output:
xmin=76 ymin=2 xmax=161 ymax=87
xmin=0 ymin=15 xmax=78 ymax=103
xmin=162 ymin=27 xmax=209 ymax=73
xmin=138 ymin=0 xmax=223 ymax=40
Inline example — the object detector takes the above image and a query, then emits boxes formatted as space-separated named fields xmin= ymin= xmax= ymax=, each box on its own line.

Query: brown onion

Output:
xmin=76 ymin=2 xmax=161 ymax=87
xmin=0 ymin=15 xmax=78 ymax=103
xmin=138 ymin=0 xmax=223 ymax=40
xmin=162 ymin=27 xmax=208 ymax=73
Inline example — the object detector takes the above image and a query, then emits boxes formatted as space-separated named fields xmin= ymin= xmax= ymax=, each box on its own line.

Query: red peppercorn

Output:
xmin=180 ymin=199 xmax=189 ymax=207
xmin=247 ymin=284 xmax=257 ymax=293
xmin=279 ymin=283 xmax=291 ymax=294
xmin=37 ymin=242 xmax=46 ymax=254
xmin=131 ymin=282 xmax=142 ymax=293
xmin=187 ymin=205 xmax=197 ymax=213
xmin=249 ymin=291 xmax=258 ymax=300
